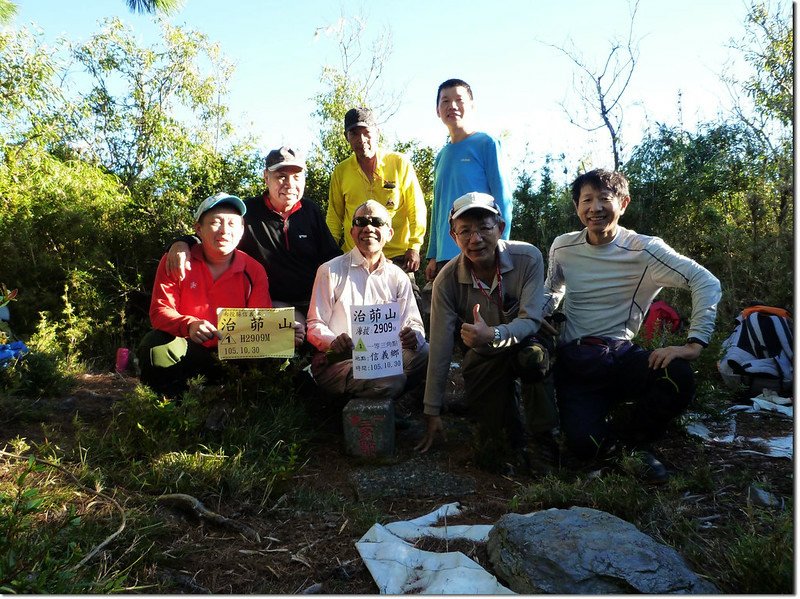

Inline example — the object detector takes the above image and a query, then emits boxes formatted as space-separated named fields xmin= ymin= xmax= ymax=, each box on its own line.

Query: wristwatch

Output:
xmin=493 ymin=327 xmax=501 ymax=343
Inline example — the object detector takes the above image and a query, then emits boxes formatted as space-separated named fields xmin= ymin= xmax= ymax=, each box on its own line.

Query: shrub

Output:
xmin=0 ymin=314 xmax=76 ymax=401
xmin=0 ymin=454 xmax=135 ymax=593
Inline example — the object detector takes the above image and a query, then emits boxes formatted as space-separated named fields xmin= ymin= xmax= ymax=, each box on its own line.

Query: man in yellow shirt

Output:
xmin=327 ymin=108 xmax=427 ymax=297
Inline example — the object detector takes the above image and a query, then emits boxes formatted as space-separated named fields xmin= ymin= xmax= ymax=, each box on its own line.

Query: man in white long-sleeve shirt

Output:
xmin=307 ymin=200 xmax=428 ymax=399
xmin=542 ymin=169 xmax=721 ymax=482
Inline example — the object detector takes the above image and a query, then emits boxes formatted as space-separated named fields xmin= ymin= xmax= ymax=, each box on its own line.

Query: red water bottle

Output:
xmin=115 ymin=348 xmax=130 ymax=373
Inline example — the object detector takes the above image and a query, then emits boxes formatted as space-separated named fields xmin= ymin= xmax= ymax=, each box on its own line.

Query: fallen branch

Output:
xmin=291 ymin=553 xmax=313 ymax=569
xmin=157 ymin=568 xmax=211 ymax=594
xmin=157 ymin=493 xmax=260 ymax=543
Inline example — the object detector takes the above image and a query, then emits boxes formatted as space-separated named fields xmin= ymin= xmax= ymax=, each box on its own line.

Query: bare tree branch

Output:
xmin=544 ymin=0 xmax=641 ymax=169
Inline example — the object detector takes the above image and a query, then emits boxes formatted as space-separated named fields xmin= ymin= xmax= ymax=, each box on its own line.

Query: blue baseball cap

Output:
xmin=193 ymin=192 xmax=247 ymax=221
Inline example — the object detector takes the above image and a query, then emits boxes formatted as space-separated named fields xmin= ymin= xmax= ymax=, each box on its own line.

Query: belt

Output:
xmin=574 ymin=336 xmax=609 ymax=347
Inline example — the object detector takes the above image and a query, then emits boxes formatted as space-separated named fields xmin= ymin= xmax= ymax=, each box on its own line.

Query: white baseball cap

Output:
xmin=449 ymin=191 xmax=500 ymax=221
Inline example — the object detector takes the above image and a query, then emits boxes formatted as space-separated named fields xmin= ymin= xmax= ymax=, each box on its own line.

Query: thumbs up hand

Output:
xmin=460 ymin=303 xmax=495 ymax=348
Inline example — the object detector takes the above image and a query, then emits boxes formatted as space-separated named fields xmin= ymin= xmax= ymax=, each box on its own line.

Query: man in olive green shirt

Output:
xmin=416 ymin=192 xmax=558 ymax=472
xmin=327 ymin=108 xmax=427 ymax=290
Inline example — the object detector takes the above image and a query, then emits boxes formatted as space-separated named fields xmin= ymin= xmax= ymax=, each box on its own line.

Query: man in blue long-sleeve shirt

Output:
xmin=424 ymin=79 xmax=513 ymax=283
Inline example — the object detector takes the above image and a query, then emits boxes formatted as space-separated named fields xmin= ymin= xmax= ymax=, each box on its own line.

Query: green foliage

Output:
xmin=393 ymin=139 xmax=437 ymax=262
xmin=624 ymin=121 xmax=792 ymax=321
xmin=0 ymin=22 xmax=264 ymax=358
xmin=717 ymin=507 xmax=793 ymax=593
xmin=0 ymin=314 xmax=76 ymax=400
xmin=70 ymin=18 xmax=234 ymax=187
xmin=285 ymin=485 xmax=386 ymax=533
xmin=511 ymin=470 xmax=659 ymax=524
xmin=0 ymin=27 xmax=62 ymax=137
xmin=0 ymin=146 xmax=132 ymax=353
xmin=148 ymin=440 xmax=300 ymax=501
xmin=81 ymin=364 xmax=309 ymax=503
xmin=1 ymin=0 xmax=178 ymax=24
xmin=736 ymin=1 xmax=792 ymax=129
xmin=728 ymin=1 xmax=793 ymax=305
xmin=512 ymin=154 xmax=579 ymax=255
xmin=393 ymin=139 xmax=436 ymax=199
xmin=107 ymin=382 xmax=212 ymax=458
xmin=0 ymin=0 xmax=16 ymax=24
xmin=125 ymin=0 xmax=183 ymax=15
xmin=0 ymin=364 xmax=312 ymax=592
xmin=0 ymin=455 xmax=133 ymax=593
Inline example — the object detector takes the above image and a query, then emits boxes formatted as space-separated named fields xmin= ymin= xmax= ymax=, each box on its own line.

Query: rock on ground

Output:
xmin=487 ymin=507 xmax=719 ymax=594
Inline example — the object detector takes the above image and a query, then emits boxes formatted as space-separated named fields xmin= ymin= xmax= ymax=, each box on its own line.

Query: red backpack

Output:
xmin=642 ymin=300 xmax=681 ymax=342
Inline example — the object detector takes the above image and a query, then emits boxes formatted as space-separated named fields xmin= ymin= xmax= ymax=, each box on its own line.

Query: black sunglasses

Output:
xmin=352 ymin=216 xmax=389 ymax=228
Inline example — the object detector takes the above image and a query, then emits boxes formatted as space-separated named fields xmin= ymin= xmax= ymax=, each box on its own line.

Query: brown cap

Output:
xmin=344 ymin=107 xmax=377 ymax=132
xmin=265 ymin=146 xmax=305 ymax=172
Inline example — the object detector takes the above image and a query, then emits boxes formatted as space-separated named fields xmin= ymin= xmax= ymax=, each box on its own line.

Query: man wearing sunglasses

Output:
xmin=307 ymin=200 xmax=428 ymax=400
xmin=416 ymin=192 xmax=557 ymax=474
xmin=327 ymin=107 xmax=427 ymax=299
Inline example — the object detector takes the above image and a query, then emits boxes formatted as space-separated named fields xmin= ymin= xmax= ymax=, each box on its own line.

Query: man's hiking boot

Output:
xmin=602 ymin=443 xmax=669 ymax=484
xmin=638 ymin=449 xmax=669 ymax=484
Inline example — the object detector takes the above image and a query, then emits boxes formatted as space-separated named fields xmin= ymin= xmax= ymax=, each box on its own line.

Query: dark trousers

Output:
xmin=462 ymin=342 xmax=559 ymax=453
xmin=390 ymin=255 xmax=422 ymax=301
xmin=554 ymin=338 xmax=694 ymax=459
xmin=137 ymin=330 xmax=222 ymax=396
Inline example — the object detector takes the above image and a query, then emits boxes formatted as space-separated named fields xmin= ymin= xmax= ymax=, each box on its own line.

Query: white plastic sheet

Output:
xmin=384 ymin=502 xmax=493 ymax=543
xmin=686 ymin=392 xmax=793 ymax=459
xmin=685 ymin=419 xmax=736 ymax=443
xmin=736 ymin=434 xmax=793 ymax=459
xmin=750 ymin=397 xmax=793 ymax=417
xmin=355 ymin=502 xmax=513 ymax=594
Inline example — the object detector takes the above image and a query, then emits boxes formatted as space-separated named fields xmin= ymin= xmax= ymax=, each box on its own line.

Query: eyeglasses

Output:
xmin=352 ymin=216 xmax=389 ymax=228
xmin=454 ymin=225 xmax=497 ymax=241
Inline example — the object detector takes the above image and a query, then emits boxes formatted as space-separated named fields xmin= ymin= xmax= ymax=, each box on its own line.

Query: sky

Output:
xmin=10 ymin=0 xmax=774 ymax=182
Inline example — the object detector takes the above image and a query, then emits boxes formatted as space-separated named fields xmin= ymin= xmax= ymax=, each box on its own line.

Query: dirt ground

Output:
xmin=2 ymin=371 xmax=793 ymax=594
